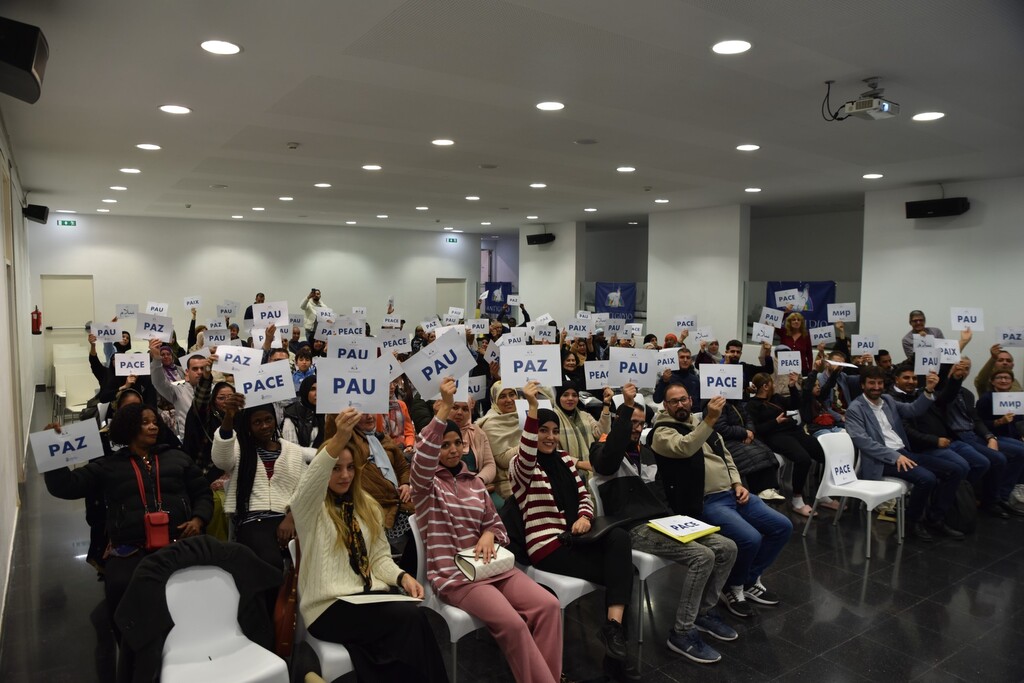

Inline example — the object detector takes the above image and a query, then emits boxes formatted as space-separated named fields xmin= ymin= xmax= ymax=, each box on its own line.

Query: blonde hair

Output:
xmin=323 ymin=444 xmax=384 ymax=550
xmin=785 ymin=312 xmax=807 ymax=335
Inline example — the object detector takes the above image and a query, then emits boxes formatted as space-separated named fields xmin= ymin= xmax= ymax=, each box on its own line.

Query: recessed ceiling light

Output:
xmin=452 ymin=229 xmax=464 ymax=233
xmin=314 ymin=183 xmax=331 ymax=188
xmin=345 ymin=221 xmax=357 ymax=225
xmin=200 ymin=40 xmax=242 ymax=55
xmin=416 ymin=206 xmax=429 ymax=211
xmin=536 ymin=101 xmax=564 ymax=111
xmin=231 ymin=215 xmax=243 ymax=219
xmin=209 ymin=184 xmax=228 ymax=190
xmin=744 ymin=187 xmax=762 ymax=193
xmin=628 ymin=221 xmax=638 ymax=225
xmin=159 ymin=104 xmax=191 ymax=115
xmin=654 ymin=199 xmax=669 ymax=204
xmin=55 ymin=209 xmax=76 ymax=214
xmin=443 ymin=226 xmax=454 ymax=231
xmin=362 ymin=164 xmax=382 ymax=171
xmin=110 ymin=185 xmax=127 ymax=191
xmin=96 ymin=209 xmax=110 ymax=213
xmin=279 ymin=196 xmax=293 ymax=201
xmin=432 ymin=139 xmax=454 ymax=146
xmin=101 ymin=199 xmax=117 ymax=203
xmin=481 ymin=222 xmax=491 ymax=226
xmin=736 ymin=144 xmax=760 ymax=152
xmin=530 ymin=183 xmax=546 ymax=189
xmin=712 ymin=40 xmax=751 ymax=54
xmin=912 ymin=112 xmax=945 ymax=122
xmin=120 ymin=168 xmax=141 ymax=174
xmin=466 ymin=196 xmax=480 ymax=201
xmin=252 ymin=207 xmax=265 ymax=211
xmin=584 ymin=208 xmax=597 ymax=212
xmin=862 ymin=173 xmax=884 ymax=180
xmin=377 ymin=214 xmax=388 ymax=218
xmin=616 ymin=166 xmax=636 ymax=173
xmin=526 ymin=215 xmax=539 ymax=220
xmin=136 ymin=143 xmax=161 ymax=151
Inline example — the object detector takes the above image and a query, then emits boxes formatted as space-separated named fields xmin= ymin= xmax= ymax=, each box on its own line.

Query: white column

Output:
xmin=518 ymin=222 xmax=585 ymax=325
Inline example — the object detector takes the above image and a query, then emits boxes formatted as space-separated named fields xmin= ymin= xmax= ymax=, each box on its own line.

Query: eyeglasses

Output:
xmin=664 ymin=397 xmax=692 ymax=407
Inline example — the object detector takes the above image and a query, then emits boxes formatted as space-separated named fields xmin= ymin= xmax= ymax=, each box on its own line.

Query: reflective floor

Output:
xmin=2 ymin=393 xmax=1023 ymax=682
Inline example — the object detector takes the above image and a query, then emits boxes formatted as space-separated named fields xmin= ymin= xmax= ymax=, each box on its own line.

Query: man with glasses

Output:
xmin=902 ymin=310 xmax=946 ymax=359
xmin=591 ymin=383 xmax=738 ymax=665
xmin=650 ymin=384 xmax=792 ymax=620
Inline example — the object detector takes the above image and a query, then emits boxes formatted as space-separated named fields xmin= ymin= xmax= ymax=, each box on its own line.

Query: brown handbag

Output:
xmin=273 ymin=540 xmax=299 ymax=657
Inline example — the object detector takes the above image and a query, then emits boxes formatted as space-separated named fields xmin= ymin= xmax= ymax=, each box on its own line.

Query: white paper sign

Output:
xmin=751 ymin=322 xmax=774 ymax=344
xmin=381 ymin=315 xmax=402 ymax=330
xmin=566 ymin=318 xmax=592 ymax=340
xmin=179 ymin=348 xmax=210 ymax=373
xmin=506 ymin=295 xmax=520 ymax=306
xmin=913 ymin=334 xmax=936 ymax=351
xmin=830 ymin=455 xmax=857 ymax=486
xmin=350 ymin=306 xmax=366 ymax=317
xmin=234 ymin=360 xmax=294 ymax=408
xmin=213 ymin=345 xmax=263 ymax=374
xmin=316 ymin=357 xmax=391 ymax=414
xmin=534 ymin=313 xmax=553 ymax=326
xmin=950 ymin=307 xmax=984 ymax=331
xmin=584 ymin=361 xmax=610 ymax=390
xmin=216 ymin=304 xmax=235 ymax=319
xmin=288 ymin=313 xmax=304 ymax=327
xmin=996 ymin=327 xmax=1024 ymax=348
xmin=935 ymin=338 xmax=961 ymax=364
xmin=692 ymin=327 xmax=714 ymax=344
xmin=657 ymin=348 xmax=680 ymax=371
xmin=447 ymin=307 xmax=465 ymax=319
xmin=498 ymin=331 xmax=526 ymax=347
xmin=30 ymin=420 xmax=105 ymax=473
xmin=533 ymin=326 xmax=557 ymax=343
xmin=333 ymin=336 xmax=378 ymax=362
xmin=222 ymin=300 xmax=241 ymax=318
xmin=116 ymin=303 xmax=138 ymax=319
xmin=914 ymin=349 xmax=941 ymax=375
xmin=334 ymin=317 xmax=366 ymax=337
xmin=992 ymin=392 xmax=1024 ymax=415
xmin=380 ymin=329 xmax=411 ymax=354
xmin=462 ymin=319 xmax=485 ymax=336
xmin=401 ymin=329 xmax=478 ymax=398
xmin=483 ymin=340 xmax=500 ymax=364
xmin=674 ymin=315 xmax=697 ymax=332
xmin=135 ymin=313 xmax=173 ymax=343
xmin=575 ymin=310 xmax=591 ymax=320
xmin=145 ymin=301 xmax=169 ymax=316
xmin=251 ymin=327 xmax=283 ymax=350
xmin=442 ymin=313 xmax=460 ymax=325
xmin=625 ymin=323 xmax=644 ymax=339
xmin=465 ymin=375 xmax=486 ymax=401
xmin=515 ymin=399 xmax=553 ymax=430
xmin=776 ymin=351 xmax=802 ymax=375
xmin=313 ymin=320 xmax=337 ymax=342
xmin=851 ymin=335 xmax=879 ymax=355
xmin=252 ymin=301 xmax=288 ymax=326
xmin=205 ymin=329 xmax=229 ymax=347
xmin=478 ymin=290 xmax=489 ymax=302
xmin=605 ymin=320 xmax=625 ymax=337
xmin=114 ymin=353 xmax=150 ymax=376
xmin=810 ymin=325 xmax=836 ymax=346
xmin=774 ymin=289 xmax=802 ymax=308
xmin=827 ymin=303 xmax=857 ymax=323
xmin=759 ymin=307 xmax=784 ymax=329
xmin=422 ymin=317 xmax=439 ymax=333
xmin=93 ymin=323 xmax=120 ymax=343
xmin=183 ymin=295 xmax=202 ymax=310
xmin=609 ymin=348 xmax=659 ymax=389
xmin=699 ymin=363 xmax=744 ymax=400
xmin=500 ymin=344 xmax=561 ymax=388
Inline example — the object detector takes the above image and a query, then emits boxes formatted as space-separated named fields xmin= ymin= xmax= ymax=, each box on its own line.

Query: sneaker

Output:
xmin=1011 ymin=484 xmax=1024 ymax=505
xmin=666 ymin=628 xmax=722 ymax=664
xmin=743 ymin=578 xmax=780 ymax=606
xmin=758 ymin=488 xmax=785 ymax=502
xmin=911 ymin=522 xmax=933 ymax=542
xmin=598 ymin=619 xmax=628 ymax=661
xmin=997 ymin=500 xmax=1024 ymax=517
xmin=720 ymin=586 xmax=754 ymax=618
xmin=694 ymin=609 xmax=738 ymax=641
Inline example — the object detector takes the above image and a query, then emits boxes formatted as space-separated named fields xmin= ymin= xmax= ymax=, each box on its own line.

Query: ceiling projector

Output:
xmin=844 ymin=96 xmax=900 ymax=120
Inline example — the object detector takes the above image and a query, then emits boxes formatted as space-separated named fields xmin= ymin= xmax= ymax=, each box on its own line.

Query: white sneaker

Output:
xmin=758 ymin=488 xmax=785 ymax=502
xmin=1011 ymin=484 xmax=1024 ymax=505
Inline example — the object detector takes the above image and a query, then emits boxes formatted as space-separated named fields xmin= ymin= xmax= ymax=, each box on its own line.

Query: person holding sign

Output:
xmin=561 ymin=348 xmax=586 ymax=386
xmin=554 ymin=380 xmax=611 ymax=476
xmin=44 ymin=403 xmax=212 ymax=642
xmin=512 ymin=381 xmax=639 ymax=678
xmin=974 ymin=345 xmax=1022 ymax=394
xmin=747 ymin=373 xmax=830 ymax=518
xmin=282 ymin=375 xmax=324 ymax=449
xmin=777 ymin=309 xmax=813 ymax=370
xmin=654 ymin=347 xmax=700 ymax=405
xmin=149 ymin=339 xmax=208 ymax=442
xmin=434 ymin=397 xmax=499 ymax=506
xmin=477 ymin=382 xmax=531 ymax=502
xmin=975 ymin=369 xmax=1024 ymax=513
xmin=290 ymin=408 xmax=447 ymax=682
xmin=346 ymin=413 xmax=415 ymax=545
xmin=212 ymin=395 xmax=315 ymax=582
xmin=410 ymin=377 xmax=563 ymax=683
xmin=901 ymin=310 xmax=946 ymax=359
xmin=300 ymin=288 xmax=329 ymax=342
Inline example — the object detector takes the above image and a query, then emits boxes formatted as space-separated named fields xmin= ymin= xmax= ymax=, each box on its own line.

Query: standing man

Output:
xmin=243 ymin=292 xmax=265 ymax=326
xmin=901 ymin=310 xmax=945 ymax=359
xmin=300 ymin=287 xmax=328 ymax=343
xmin=148 ymin=338 xmax=207 ymax=442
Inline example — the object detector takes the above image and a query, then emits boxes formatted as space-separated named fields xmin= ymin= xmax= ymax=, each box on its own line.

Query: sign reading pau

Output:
xmin=401 ymin=328 xmax=477 ymax=398
xmin=234 ymin=360 xmax=296 ymax=408
xmin=609 ymin=348 xmax=659 ymax=389
xmin=950 ymin=307 xmax=984 ymax=331
xmin=699 ymin=363 xmax=744 ymax=400
xmin=995 ymin=327 xmax=1024 ymax=348
xmin=317 ymin=357 xmax=390 ymax=414
xmin=253 ymin=300 xmax=289 ymax=325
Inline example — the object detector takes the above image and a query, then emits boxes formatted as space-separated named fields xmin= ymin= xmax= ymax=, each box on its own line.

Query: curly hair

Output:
xmin=108 ymin=403 xmax=156 ymax=446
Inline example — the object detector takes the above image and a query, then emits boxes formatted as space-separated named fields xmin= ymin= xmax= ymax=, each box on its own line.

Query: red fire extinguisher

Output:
xmin=31 ymin=306 xmax=42 ymax=335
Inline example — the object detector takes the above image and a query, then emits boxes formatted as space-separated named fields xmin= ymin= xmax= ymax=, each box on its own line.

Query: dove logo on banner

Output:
xmin=317 ymin=357 xmax=390 ymax=414
xmin=30 ymin=420 xmax=105 ymax=473
xmin=609 ymin=348 xmax=659 ymax=388
xmin=401 ymin=328 xmax=477 ymax=398
xmin=114 ymin=353 xmax=150 ymax=376
xmin=500 ymin=344 xmax=561 ymax=388
xmin=184 ymin=295 xmax=202 ymax=309
xmin=950 ymin=307 xmax=984 ymax=331
xmin=253 ymin=301 xmax=288 ymax=325
xmin=235 ymin=360 xmax=294 ymax=408
xmin=699 ymin=364 xmax=744 ymax=400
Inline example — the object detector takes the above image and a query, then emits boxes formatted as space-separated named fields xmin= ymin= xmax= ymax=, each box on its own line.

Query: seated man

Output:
xmin=697 ymin=339 xmax=773 ymax=386
xmin=846 ymin=366 xmax=965 ymax=541
xmin=704 ymin=394 xmax=782 ymax=501
xmin=592 ymin=383 xmax=738 ymax=665
xmin=901 ymin=309 xmax=946 ymax=359
xmin=653 ymin=346 xmax=700 ymax=405
xmin=651 ymin=384 xmax=793 ymax=619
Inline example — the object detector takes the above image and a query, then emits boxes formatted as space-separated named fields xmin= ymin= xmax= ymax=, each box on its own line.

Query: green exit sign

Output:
xmin=445 ymin=236 xmax=459 ymax=243
xmin=57 ymin=219 xmax=77 ymax=227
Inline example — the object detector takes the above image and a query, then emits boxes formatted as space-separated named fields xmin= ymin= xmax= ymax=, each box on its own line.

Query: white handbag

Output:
xmin=454 ymin=545 xmax=515 ymax=581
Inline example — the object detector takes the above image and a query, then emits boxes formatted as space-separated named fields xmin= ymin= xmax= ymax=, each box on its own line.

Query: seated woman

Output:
xmin=477 ymin=381 xmax=524 ymax=503
xmin=706 ymin=395 xmax=782 ymax=500
xmin=437 ymin=396 xmax=499 ymax=505
xmin=291 ymin=409 xmax=447 ymax=682
xmin=553 ymin=380 xmax=610 ymax=476
xmin=513 ymin=381 xmax=638 ymax=678
xmin=44 ymin=403 xmax=211 ymax=636
xmin=383 ymin=379 xmax=416 ymax=456
xmin=411 ymin=378 xmax=562 ymax=683
xmin=746 ymin=373 xmax=831 ymax=516
xmin=347 ymin=412 xmax=414 ymax=544
xmin=212 ymin=396 xmax=314 ymax=574
xmin=282 ymin=375 xmax=324 ymax=449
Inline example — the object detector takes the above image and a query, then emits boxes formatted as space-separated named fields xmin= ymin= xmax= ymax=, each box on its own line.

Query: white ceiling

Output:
xmin=3 ymin=0 xmax=1024 ymax=234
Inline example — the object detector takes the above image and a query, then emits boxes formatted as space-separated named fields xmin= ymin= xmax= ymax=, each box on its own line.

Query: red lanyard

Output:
xmin=130 ymin=455 xmax=163 ymax=512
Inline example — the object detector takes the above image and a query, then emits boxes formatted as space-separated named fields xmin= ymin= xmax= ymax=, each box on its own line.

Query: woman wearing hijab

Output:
xmin=476 ymin=381 xmax=524 ymax=503
xmin=283 ymin=375 xmax=325 ymax=449
xmin=553 ymin=380 xmax=610 ymax=476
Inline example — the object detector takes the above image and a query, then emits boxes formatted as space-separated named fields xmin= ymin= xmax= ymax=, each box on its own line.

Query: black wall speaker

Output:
xmin=0 ymin=16 xmax=49 ymax=104
xmin=526 ymin=233 xmax=556 ymax=245
xmin=23 ymin=204 xmax=49 ymax=224
xmin=905 ymin=197 xmax=970 ymax=219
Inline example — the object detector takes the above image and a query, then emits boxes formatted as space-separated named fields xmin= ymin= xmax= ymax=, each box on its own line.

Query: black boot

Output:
xmin=603 ymin=655 xmax=642 ymax=682
xmin=597 ymin=619 xmax=628 ymax=660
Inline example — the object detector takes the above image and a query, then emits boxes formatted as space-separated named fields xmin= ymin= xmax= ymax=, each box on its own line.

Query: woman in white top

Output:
xmin=292 ymin=408 xmax=447 ymax=682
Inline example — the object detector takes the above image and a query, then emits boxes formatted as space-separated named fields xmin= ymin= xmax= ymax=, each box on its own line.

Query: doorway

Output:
xmin=435 ymin=278 xmax=467 ymax=318
xmin=41 ymin=274 xmax=95 ymax=386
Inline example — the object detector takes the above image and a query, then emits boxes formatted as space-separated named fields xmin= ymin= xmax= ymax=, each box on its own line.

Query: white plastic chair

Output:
xmin=161 ymin=565 xmax=288 ymax=683
xmin=52 ymin=359 xmax=90 ymax=420
xmin=410 ymin=515 xmax=486 ymax=683
xmin=286 ymin=540 xmax=354 ymax=681
xmin=63 ymin=372 xmax=98 ymax=422
xmin=803 ymin=431 xmax=905 ymax=558
xmin=588 ymin=479 xmax=674 ymax=643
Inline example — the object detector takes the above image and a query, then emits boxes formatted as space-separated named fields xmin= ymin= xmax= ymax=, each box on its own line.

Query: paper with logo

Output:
xmin=234 ymin=359 xmax=295 ymax=408
xmin=500 ymin=344 xmax=561 ymax=388
xmin=31 ymin=420 xmax=105 ymax=474
xmin=401 ymin=328 xmax=477 ymax=398
xmin=213 ymin=345 xmax=263 ymax=374
xmin=135 ymin=313 xmax=173 ymax=343
xmin=647 ymin=515 xmax=720 ymax=544
xmin=317 ymin=356 xmax=391 ymax=414
xmin=608 ymin=348 xmax=659 ymax=388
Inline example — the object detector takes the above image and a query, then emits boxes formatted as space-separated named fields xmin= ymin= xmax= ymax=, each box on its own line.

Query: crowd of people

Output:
xmin=42 ymin=293 xmax=1024 ymax=681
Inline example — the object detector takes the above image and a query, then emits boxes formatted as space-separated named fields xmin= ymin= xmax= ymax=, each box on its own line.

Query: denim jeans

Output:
xmin=700 ymin=490 xmax=793 ymax=588
xmin=951 ymin=433 xmax=1002 ymax=505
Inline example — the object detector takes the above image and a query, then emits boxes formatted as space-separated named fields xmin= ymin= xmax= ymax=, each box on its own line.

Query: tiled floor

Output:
xmin=2 ymin=393 xmax=1023 ymax=681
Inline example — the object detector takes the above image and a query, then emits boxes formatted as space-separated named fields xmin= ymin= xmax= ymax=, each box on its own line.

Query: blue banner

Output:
xmin=484 ymin=282 xmax=513 ymax=317
xmin=765 ymin=281 xmax=836 ymax=328
xmin=595 ymin=282 xmax=636 ymax=322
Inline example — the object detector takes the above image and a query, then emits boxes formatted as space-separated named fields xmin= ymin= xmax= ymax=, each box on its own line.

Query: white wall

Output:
xmin=647 ymin=205 xmax=750 ymax=342
xmin=749 ymin=210 xmax=863 ymax=282
xmin=585 ymin=224 xmax=648 ymax=283
xmin=518 ymin=222 xmax=584 ymax=325
xmin=27 ymin=214 xmax=481 ymax=384
xmin=861 ymin=176 xmax=1024 ymax=373
xmin=481 ymin=236 xmax=519 ymax=288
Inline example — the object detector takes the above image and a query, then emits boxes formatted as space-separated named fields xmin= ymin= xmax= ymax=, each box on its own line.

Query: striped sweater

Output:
xmin=410 ymin=417 xmax=511 ymax=594
xmin=511 ymin=416 xmax=594 ymax=563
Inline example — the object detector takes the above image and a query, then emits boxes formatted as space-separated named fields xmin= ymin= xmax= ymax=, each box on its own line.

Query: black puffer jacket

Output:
xmin=45 ymin=445 xmax=213 ymax=546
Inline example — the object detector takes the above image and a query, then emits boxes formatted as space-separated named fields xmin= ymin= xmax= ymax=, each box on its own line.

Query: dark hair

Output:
xmin=643 ymin=333 xmax=658 ymax=345
xmin=908 ymin=310 xmax=925 ymax=321
xmin=991 ymin=368 xmax=1015 ymax=382
xmin=109 ymin=403 xmax=156 ymax=446
xmin=726 ymin=339 xmax=743 ymax=350
xmin=751 ymin=372 xmax=772 ymax=390
xmin=860 ymin=366 xmax=886 ymax=385
xmin=875 ymin=349 xmax=891 ymax=360
xmin=296 ymin=347 xmax=313 ymax=361
xmin=894 ymin=362 xmax=915 ymax=377
xmin=234 ymin=405 xmax=279 ymax=519
xmin=186 ymin=354 xmax=206 ymax=371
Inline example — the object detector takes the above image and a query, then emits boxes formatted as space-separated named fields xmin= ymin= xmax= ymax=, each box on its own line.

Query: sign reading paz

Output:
xmin=996 ymin=327 xmax=1024 ymax=348
xmin=213 ymin=346 xmax=263 ymax=374
xmin=500 ymin=344 xmax=561 ymax=388
xmin=135 ymin=313 xmax=173 ymax=343
xmin=699 ymin=364 xmax=744 ymax=400
xmin=401 ymin=328 xmax=477 ymax=398
xmin=30 ymin=420 xmax=105 ymax=473
xmin=317 ymin=357 xmax=390 ymax=414
xmin=234 ymin=360 xmax=295 ymax=408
